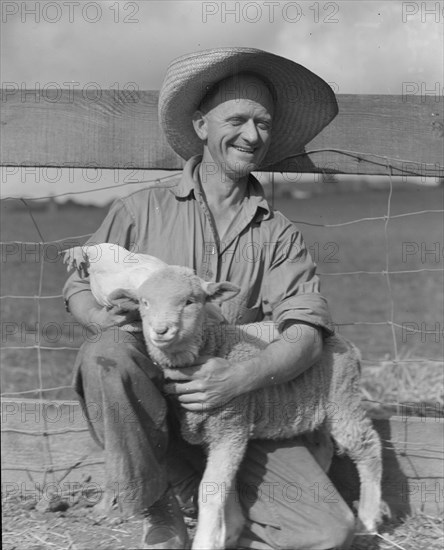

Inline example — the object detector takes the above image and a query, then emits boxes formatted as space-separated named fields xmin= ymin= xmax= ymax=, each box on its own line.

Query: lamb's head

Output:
xmin=109 ymin=266 xmax=239 ymax=367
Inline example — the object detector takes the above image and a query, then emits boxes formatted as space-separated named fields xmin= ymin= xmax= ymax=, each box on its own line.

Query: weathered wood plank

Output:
xmin=1 ymin=91 xmax=442 ymax=176
xmin=270 ymin=94 xmax=444 ymax=176
xmin=1 ymin=398 xmax=443 ymax=516
xmin=329 ymin=415 xmax=444 ymax=517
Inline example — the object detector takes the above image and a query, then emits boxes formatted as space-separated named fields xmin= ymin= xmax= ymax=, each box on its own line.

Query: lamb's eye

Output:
xmin=141 ymin=298 xmax=150 ymax=308
xmin=185 ymin=299 xmax=194 ymax=306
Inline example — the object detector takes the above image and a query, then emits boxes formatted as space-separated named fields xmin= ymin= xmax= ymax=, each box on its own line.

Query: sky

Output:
xmin=1 ymin=0 xmax=442 ymax=204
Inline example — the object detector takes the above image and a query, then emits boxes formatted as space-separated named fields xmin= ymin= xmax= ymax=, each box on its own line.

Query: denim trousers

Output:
xmin=74 ymin=328 xmax=355 ymax=549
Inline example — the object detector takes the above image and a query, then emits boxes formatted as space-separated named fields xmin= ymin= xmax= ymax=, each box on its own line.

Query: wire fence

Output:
xmin=1 ymin=153 xmax=443 ymax=490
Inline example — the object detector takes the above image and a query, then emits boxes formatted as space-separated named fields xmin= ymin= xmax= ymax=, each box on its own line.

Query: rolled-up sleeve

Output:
xmin=263 ymin=226 xmax=334 ymax=336
xmin=62 ymin=199 xmax=137 ymax=306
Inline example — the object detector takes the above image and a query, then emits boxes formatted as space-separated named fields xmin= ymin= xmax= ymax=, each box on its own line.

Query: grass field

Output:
xmin=1 ymin=184 xmax=443 ymax=549
xmin=1 ymin=184 xmax=443 ymax=403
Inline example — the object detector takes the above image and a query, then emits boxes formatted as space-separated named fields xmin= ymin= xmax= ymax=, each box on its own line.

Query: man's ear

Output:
xmin=107 ymin=288 xmax=139 ymax=311
xmin=192 ymin=110 xmax=208 ymax=141
xmin=202 ymin=281 xmax=240 ymax=304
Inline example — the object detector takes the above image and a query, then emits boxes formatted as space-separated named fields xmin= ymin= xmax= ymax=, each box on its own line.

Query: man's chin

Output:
xmin=226 ymin=159 xmax=260 ymax=179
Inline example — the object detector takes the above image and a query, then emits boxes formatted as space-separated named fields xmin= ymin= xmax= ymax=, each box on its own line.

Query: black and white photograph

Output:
xmin=1 ymin=1 xmax=443 ymax=549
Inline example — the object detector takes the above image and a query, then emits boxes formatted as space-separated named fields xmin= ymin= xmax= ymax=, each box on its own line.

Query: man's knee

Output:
xmin=75 ymin=328 xmax=168 ymax=441
xmin=80 ymin=327 xmax=140 ymax=356
xmin=78 ymin=328 xmax=153 ymax=376
xmin=74 ymin=328 xmax=163 ymax=408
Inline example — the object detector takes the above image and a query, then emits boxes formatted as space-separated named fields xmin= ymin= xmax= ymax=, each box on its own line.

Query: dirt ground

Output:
xmin=2 ymin=492 xmax=200 ymax=550
xmin=3 ymin=493 xmax=443 ymax=550
xmin=3 ymin=495 xmax=144 ymax=550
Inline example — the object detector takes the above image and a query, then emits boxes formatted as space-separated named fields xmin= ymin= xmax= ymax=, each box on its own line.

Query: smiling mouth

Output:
xmin=232 ymin=145 xmax=256 ymax=154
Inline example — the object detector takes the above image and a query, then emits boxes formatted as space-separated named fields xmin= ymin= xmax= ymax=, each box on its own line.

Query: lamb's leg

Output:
xmin=328 ymin=413 xmax=383 ymax=532
xmin=192 ymin=433 xmax=248 ymax=550
xmin=224 ymin=489 xmax=244 ymax=549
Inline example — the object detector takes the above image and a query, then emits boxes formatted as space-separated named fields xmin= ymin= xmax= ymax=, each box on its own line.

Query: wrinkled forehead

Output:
xmin=199 ymin=72 xmax=275 ymax=115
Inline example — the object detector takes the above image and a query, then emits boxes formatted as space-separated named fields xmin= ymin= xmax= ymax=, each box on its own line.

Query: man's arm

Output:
xmin=62 ymin=197 xmax=139 ymax=331
xmin=164 ymin=322 xmax=323 ymax=411
xmin=234 ymin=322 xmax=323 ymax=392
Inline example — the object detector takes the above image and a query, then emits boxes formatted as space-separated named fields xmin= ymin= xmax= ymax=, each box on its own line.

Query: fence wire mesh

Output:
xmin=1 ymin=154 xmax=443 ymax=485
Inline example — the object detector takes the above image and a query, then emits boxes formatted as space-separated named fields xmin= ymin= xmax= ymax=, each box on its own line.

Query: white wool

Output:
xmin=135 ymin=265 xmax=384 ymax=550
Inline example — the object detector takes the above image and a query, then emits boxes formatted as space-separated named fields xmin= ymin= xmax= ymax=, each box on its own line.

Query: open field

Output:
xmin=1 ymin=184 xmax=443 ymax=549
xmin=1 ymin=185 xmax=443 ymax=403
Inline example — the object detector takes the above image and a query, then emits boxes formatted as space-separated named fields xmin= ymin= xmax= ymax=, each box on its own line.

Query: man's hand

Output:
xmin=163 ymin=356 xmax=240 ymax=411
xmin=89 ymin=301 xmax=140 ymax=332
xmin=163 ymin=323 xmax=323 ymax=413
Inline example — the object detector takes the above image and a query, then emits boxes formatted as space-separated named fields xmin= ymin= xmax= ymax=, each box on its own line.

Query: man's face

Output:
xmin=193 ymin=74 xmax=274 ymax=179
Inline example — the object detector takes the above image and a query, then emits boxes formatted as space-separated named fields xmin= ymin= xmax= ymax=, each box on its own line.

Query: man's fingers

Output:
xmin=164 ymin=381 xmax=198 ymax=395
xmin=110 ymin=298 xmax=139 ymax=311
xmin=176 ymin=392 xmax=207 ymax=404
xmin=164 ymin=368 xmax=194 ymax=381
xmin=177 ymin=398 xmax=218 ymax=412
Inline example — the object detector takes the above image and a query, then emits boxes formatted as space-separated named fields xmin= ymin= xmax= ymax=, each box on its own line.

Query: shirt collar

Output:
xmin=169 ymin=155 xmax=272 ymax=221
xmin=168 ymin=155 xmax=200 ymax=199
xmin=247 ymin=172 xmax=272 ymax=221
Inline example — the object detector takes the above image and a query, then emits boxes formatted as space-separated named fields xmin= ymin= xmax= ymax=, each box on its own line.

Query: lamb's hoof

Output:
xmin=355 ymin=516 xmax=377 ymax=534
xmin=355 ymin=498 xmax=392 ymax=534
xmin=380 ymin=500 xmax=392 ymax=521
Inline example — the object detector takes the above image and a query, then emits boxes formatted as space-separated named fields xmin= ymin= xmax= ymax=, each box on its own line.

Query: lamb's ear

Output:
xmin=107 ymin=288 xmax=139 ymax=311
xmin=202 ymin=281 xmax=240 ymax=304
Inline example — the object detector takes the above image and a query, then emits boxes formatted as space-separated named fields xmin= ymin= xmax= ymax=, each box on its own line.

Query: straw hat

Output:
xmin=159 ymin=47 xmax=338 ymax=168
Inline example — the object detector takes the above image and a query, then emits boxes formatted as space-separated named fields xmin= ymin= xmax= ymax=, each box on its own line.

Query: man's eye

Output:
xmin=229 ymin=118 xmax=243 ymax=126
xmin=258 ymin=121 xmax=271 ymax=130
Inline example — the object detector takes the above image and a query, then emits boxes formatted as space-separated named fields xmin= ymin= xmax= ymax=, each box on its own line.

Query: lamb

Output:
xmin=109 ymin=265 xmax=383 ymax=550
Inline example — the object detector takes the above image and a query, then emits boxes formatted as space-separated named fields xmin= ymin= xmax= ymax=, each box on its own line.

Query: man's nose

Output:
xmin=242 ymin=120 xmax=259 ymax=142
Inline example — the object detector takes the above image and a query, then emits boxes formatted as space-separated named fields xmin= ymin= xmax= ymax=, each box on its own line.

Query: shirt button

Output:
xmin=207 ymin=271 xmax=213 ymax=278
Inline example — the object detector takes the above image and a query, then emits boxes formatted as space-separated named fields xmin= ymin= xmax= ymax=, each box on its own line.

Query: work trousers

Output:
xmin=74 ymin=328 xmax=355 ymax=550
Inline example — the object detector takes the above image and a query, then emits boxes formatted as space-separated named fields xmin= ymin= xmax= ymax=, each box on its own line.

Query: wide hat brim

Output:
xmin=159 ymin=47 xmax=338 ymax=169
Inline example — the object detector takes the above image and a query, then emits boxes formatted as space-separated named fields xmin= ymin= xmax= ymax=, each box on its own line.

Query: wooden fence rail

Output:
xmin=1 ymin=90 xmax=443 ymax=176
xmin=2 ymin=399 xmax=443 ymax=517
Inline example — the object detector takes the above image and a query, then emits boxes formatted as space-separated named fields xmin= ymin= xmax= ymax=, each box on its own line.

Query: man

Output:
xmin=64 ymin=47 xmax=355 ymax=549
